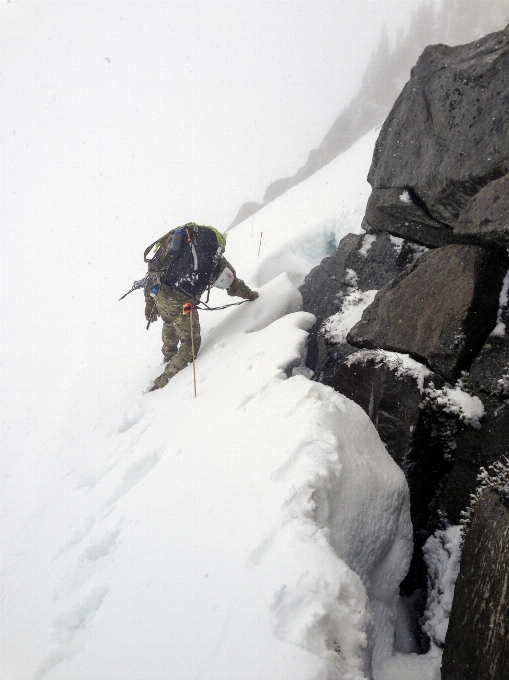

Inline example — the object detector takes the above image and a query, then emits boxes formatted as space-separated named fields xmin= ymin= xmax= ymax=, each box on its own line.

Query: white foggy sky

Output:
xmin=2 ymin=1 xmax=423 ymax=235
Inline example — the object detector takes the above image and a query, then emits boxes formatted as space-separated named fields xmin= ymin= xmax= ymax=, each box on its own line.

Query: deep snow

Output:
xmin=2 ymin=129 xmax=456 ymax=680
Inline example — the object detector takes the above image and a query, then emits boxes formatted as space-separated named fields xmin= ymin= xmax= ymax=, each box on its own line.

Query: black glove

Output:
xmin=246 ymin=291 xmax=259 ymax=301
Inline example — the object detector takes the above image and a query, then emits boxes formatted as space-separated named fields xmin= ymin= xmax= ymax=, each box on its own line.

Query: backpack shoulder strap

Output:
xmin=144 ymin=230 xmax=174 ymax=263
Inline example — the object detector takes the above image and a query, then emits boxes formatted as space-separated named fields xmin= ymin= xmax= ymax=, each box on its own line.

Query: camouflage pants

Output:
xmin=153 ymin=285 xmax=201 ymax=388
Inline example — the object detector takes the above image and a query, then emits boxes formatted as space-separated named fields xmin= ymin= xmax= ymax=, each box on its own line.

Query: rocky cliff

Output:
xmin=300 ymin=26 xmax=509 ymax=672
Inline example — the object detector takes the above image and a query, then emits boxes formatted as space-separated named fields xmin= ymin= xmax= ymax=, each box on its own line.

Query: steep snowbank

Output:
xmin=3 ymin=129 xmax=414 ymax=680
xmin=224 ymin=128 xmax=378 ymax=287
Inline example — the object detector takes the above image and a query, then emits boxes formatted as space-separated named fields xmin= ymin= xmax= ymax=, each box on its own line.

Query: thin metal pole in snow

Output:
xmin=258 ymin=231 xmax=263 ymax=258
xmin=190 ymin=307 xmax=197 ymax=398
xmin=184 ymin=302 xmax=197 ymax=398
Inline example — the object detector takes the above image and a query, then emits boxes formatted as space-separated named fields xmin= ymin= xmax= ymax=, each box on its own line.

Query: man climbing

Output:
xmin=144 ymin=223 xmax=259 ymax=391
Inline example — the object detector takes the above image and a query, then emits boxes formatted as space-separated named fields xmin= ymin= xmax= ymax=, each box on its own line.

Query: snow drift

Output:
xmin=3 ymin=130 xmax=414 ymax=680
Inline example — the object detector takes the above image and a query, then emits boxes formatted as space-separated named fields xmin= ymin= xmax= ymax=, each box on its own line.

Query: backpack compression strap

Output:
xmin=185 ymin=228 xmax=199 ymax=271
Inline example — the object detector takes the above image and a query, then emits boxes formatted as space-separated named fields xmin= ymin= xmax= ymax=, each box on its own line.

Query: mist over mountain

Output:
xmin=229 ymin=0 xmax=509 ymax=229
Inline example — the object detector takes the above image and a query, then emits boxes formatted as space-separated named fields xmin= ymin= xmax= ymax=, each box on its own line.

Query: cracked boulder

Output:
xmin=348 ymin=244 xmax=507 ymax=381
xmin=365 ymin=25 xmax=509 ymax=246
xmin=454 ymin=173 xmax=509 ymax=250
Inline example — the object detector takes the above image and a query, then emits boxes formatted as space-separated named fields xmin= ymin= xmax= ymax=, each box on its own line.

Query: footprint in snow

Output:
xmin=105 ymin=451 xmax=162 ymax=506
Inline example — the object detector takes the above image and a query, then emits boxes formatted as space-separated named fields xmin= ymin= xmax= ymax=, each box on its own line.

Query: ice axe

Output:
xmin=183 ymin=302 xmax=197 ymax=398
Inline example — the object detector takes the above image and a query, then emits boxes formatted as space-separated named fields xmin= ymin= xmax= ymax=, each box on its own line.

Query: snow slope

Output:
xmin=2 ymin=129 xmax=415 ymax=680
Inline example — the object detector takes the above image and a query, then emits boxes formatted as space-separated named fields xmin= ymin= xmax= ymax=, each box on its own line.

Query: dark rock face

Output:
xmin=469 ymin=268 xmax=509 ymax=398
xmin=469 ymin=329 xmax=509 ymax=399
xmin=300 ymin=233 xmax=361 ymax=370
xmin=365 ymin=26 xmax=509 ymax=245
xmin=454 ymin=173 xmax=509 ymax=249
xmin=345 ymin=232 xmax=426 ymax=292
xmin=435 ymin=396 xmax=509 ymax=526
xmin=299 ymin=231 xmax=426 ymax=374
xmin=348 ymin=244 xmax=507 ymax=381
xmin=470 ymin=342 xmax=509 ymax=398
xmin=299 ymin=25 xmax=509 ymax=659
xmin=442 ymin=490 xmax=509 ymax=680
xmin=401 ymin=404 xmax=460 ymax=596
xmin=365 ymin=188 xmax=454 ymax=248
xmin=323 ymin=351 xmax=442 ymax=467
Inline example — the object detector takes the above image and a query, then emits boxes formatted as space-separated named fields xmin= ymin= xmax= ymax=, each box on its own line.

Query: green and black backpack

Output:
xmin=144 ymin=223 xmax=227 ymax=298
